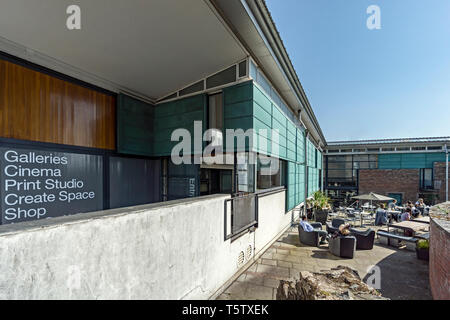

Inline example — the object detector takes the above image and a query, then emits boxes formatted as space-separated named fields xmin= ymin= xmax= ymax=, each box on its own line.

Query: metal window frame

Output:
xmin=223 ymin=186 xmax=286 ymax=241
xmin=156 ymin=58 xmax=249 ymax=104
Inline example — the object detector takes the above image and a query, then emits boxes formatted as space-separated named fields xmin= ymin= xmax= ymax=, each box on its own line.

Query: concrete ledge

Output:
xmin=0 ymin=191 xmax=295 ymax=299
xmin=0 ymin=194 xmax=229 ymax=237
xmin=429 ymin=202 xmax=450 ymax=300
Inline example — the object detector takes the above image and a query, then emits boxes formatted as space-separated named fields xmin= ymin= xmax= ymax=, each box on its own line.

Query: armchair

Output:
xmin=298 ymin=222 xmax=323 ymax=247
xmin=350 ymin=228 xmax=375 ymax=250
xmin=329 ymin=235 xmax=356 ymax=258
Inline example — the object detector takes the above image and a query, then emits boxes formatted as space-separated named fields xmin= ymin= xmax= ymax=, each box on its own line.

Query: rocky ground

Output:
xmin=276 ymin=265 xmax=388 ymax=300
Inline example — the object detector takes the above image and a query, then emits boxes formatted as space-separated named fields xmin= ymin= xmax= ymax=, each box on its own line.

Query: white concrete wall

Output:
xmin=0 ymin=190 xmax=297 ymax=300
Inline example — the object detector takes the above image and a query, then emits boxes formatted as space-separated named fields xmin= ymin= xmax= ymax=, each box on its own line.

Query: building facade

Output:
xmin=325 ymin=137 xmax=449 ymax=206
xmin=0 ymin=0 xmax=326 ymax=299
xmin=0 ymin=0 xmax=326 ymax=227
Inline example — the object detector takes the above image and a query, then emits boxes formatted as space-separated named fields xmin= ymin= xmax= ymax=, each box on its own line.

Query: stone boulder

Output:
xmin=276 ymin=265 xmax=388 ymax=300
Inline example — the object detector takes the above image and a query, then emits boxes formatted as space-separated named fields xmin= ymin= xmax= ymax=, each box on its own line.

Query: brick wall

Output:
xmin=433 ymin=162 xmax=449 ymax=203
xmin=429 ymin=210 xmax=450 ymax=300
xmin=359 ymin=169 xmax=420 ymax=203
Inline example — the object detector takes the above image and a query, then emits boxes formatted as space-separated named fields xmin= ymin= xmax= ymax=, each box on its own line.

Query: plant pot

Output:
xmin=416 ymin=248 xmax=429 ymax=261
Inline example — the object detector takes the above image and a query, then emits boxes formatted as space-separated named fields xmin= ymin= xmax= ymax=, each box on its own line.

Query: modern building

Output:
xmin=325 ymin=137 xmax=450 ymax=206
xmin=0 ymin=0 xmax=325 ymax=299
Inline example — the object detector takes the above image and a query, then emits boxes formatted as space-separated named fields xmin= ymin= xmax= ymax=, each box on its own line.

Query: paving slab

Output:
xmin=218 ymin=224 xmax=432 ymax=300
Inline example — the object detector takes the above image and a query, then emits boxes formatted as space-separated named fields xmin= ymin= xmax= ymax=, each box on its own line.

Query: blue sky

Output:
xmin=266 ymin=0 xmax=450 ymax=141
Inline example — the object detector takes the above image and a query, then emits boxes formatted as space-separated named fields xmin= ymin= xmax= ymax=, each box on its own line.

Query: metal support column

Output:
xmin=445 ymin=144 xmax=448 ymax=202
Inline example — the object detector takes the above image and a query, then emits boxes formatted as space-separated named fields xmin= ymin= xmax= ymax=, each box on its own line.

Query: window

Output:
xmin=256 ymin=69 xmax=271 ymax=94
xmin=238 ymin=60 xmax=247 ymax=78
xmin=179 ymin=80 xmax=204 ymax=96
xmin=159 ymin=92 xmax=177 ymax=102
xmin=256 ymin=155 xmax=286 ymax=190
xmin=325 ymin=154 xmax=378 ymax=189
xmin=420 ymin=168 xmax=433 ymax=189
xmin=412 ymin=146 xmax=426 ymax=151
xmin=236 ymin=152 xmax=255 ymax=193
xmin=353 ymin=154 xmax=369 ymax=161
xmin=427 ymin=146 xmax=442 ymax=150
xmin=396 ymin=147 xmax=410 ymax=151
xmin=208 ymin=93 xmax=223 ymax=131
xmin=315 ymin=149 xmax=318 ymax=168
xmin=206 ymin=65 xmax=236 ymax=89
xmin=367 ymin=148 xmax=380 ymax=152
xmin=382 ymin=147 xmax=395 ymax=151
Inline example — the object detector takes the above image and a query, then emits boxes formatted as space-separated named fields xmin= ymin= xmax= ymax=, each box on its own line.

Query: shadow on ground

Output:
xmin=362 ymin=244 xmax=431 ymax=300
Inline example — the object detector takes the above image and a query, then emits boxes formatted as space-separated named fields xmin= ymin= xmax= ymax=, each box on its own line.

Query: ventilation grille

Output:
xmin=246 ymin=245 xmax=253 ymax=260
xmin=237 ymin=251 xmax=245 ymax=267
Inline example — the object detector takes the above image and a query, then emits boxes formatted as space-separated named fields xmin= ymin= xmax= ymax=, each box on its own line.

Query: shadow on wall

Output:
xmin=362 ymin=246 xmax=432 ymax=300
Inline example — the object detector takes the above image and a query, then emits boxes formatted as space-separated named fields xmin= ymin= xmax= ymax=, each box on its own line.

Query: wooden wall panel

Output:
xmin=0 ymin=59 xmax=116 ymax=149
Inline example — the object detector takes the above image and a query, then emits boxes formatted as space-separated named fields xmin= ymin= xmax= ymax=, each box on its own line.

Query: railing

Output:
xmin=224 ymin=187 xmax=285 ymax=240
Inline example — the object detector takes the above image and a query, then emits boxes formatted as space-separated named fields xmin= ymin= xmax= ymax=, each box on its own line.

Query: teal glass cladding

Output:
xmin=378 ymin=153 xmax=445 ymax=169
xmin=117 ymin=80 xmax=323 ymax=211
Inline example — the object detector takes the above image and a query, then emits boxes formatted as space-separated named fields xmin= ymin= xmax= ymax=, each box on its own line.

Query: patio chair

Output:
xmin=329 ymin=235 xmax=356 ymax=258
xmin=361 ymin=212 xmax=375 ymax=226
xmin=326 ymin=218 xmax=346 ymax=234
xmin=298 ymin=222 xmax=323 ymax=247
xmin=350 ymin=228 xmax=375 ymax=250
xmin=345 ymin=212 xmax=358 ymax=225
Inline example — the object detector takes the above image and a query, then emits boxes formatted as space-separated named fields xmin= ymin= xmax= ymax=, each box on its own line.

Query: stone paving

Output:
xmin=217 ymin=224 xmax=432 ymax=300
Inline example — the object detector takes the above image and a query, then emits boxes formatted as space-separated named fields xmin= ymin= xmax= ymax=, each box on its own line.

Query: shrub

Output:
xmin=417 ymin=239 xmax=429 ymax=249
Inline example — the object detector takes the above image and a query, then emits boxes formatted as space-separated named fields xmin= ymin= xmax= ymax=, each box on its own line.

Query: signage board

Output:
xmin=0 ymin=147 xmax=103 ymax=224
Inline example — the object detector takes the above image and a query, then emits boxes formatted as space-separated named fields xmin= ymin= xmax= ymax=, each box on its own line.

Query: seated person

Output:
xmin=401 ymin=208 xmax=411 ymax=221
xmin=330 ymin=223 xmax=351 ymax=239
xmin=411 ymin=206 xmax=420 ymax=218
xmin=388 ymin=199 xmax=397 ymax=211
xmin=375 ymin=204 xmax=388 ymax=225
xmin=299 ymin=216 xmax=328 ymax=244
xmin=415 ymin=198 xmax=425 ymax=215
xmin=339 ymin=224 xmax=351 ymax=236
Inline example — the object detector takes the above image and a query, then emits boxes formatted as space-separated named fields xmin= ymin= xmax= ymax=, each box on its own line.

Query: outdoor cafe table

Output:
xmin=387 ymin=220 xmax=429 ymax=236
xmin=412 ymin=216 xmax=430 ymax=224
xmin=387 ymin=210 xmax=401 ymax=219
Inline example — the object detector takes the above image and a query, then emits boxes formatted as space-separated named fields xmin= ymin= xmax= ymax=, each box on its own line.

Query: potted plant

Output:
xmin=311 ymin=191 xmax=331 ymax=224
xmin=416 ymin=239 xmax=429 ymax=261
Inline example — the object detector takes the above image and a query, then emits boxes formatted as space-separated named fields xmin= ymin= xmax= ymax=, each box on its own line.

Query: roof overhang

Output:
xmin=0 ymin=0 xmax=247 ymax=103
xmin=0 ymin=0 xmax=326 ymax=147
xmin=211 ymin=0 xmax=326 ymax=148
